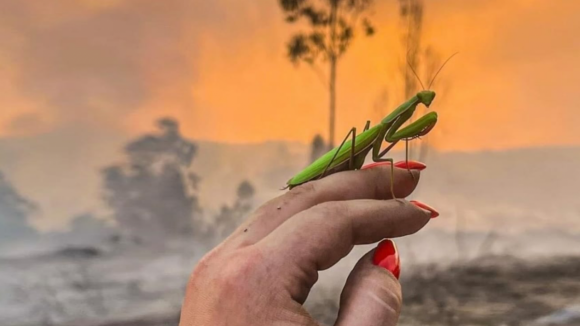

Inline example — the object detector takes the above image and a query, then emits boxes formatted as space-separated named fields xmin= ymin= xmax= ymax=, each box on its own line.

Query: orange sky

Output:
xmin=1 ymin=0 xmax=580 ymax=151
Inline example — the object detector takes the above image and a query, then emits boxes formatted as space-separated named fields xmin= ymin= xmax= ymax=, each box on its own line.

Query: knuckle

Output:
xmin=220 ymin=248 xmax=263 ymax=277
xmin=191 ymin=248 xmax=220 ymax=276
xmin=361 ymin=167 xmax=391 ymax=198
xmin=399 ymin=171 xmax=420 ymax=194
xmin=215 ymin=249 xmax=265 ymax=292
xmin=287 ymin=182 xmax=317 ymax=199
xmin=349 ymin=266 xmax=403 ymax=314
xmin=311 ymin=201 xmax=348 ymax=220
xmin=188 ymin=248 xmax=265 ymax=293
xmin=308 ymin=202 xmax=353 ymax=241
xmin=186 ymin=249 xmax=219 ymax=290
xmin=381 ymin=284 xmax=403 ymax=311
xmin=367 ymin=271 xmax=402 ymax=311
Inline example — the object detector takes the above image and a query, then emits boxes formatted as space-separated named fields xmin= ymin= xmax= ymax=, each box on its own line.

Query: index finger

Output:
xmin=233 ymin=164 xmax=422 ymax=246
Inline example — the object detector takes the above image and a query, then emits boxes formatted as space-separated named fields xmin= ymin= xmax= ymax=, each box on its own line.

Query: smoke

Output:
xmin=0 ymin=0 xmax=202 ymax=134
xmin=2 ymin=0 xmax=580 ymax=144
xmin=1 ymin=0 xmax=580 ymax=230
xmin=0 ymin=0 xmax=215 ymax=229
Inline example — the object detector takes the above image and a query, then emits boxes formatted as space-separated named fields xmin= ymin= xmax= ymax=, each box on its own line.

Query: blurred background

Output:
xmin=1 ymin=0 xmax=580 ymax=325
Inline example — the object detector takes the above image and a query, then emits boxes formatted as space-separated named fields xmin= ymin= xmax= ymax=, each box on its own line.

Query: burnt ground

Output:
xmin=24 ymin=255 xmax=580 ymax=326
xmin=307 ymin=255 xmax=580 ymax=326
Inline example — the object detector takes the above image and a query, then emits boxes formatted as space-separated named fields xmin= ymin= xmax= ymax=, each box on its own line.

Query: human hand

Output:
xmin=179 ymin=161 xmax=438 ymax=326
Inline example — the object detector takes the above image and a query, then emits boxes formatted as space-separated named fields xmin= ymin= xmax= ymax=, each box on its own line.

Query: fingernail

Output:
xmin=372 ymin=239 xmax=400 ymax=279
xmin=361 ymin=162 xmax=391 ymax=170
xmin=362 ymin=160 xmax=427 ymax=170
xmin=394 ymin=160 xmax=427 ymax=171
xmin=410 ymin=200 xmax=440 ymax=218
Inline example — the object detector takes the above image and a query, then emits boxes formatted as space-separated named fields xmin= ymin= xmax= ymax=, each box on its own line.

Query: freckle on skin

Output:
xmin=244 ymin=229 xmax=248 ymax=232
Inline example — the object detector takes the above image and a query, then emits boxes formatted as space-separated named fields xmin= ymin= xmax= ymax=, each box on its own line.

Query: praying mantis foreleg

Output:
xmin=318 ymin=120 xmax=371 ymax=180
xmin=372 ymin=111 xmax=439 ymax=198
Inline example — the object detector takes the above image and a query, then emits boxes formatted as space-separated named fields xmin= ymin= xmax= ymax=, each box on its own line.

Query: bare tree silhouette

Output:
xmin=102 ymin=118 xmax=202 ymax=244
xmin=398 ymin=0 xmax=448 ymax=162
xmin=0 ymin=171 xmax=38 ymax=244
xmin=375 ymin=0 xmax=448 ymax=164
xmin=279 ymin=0 xmax=376 ymax=149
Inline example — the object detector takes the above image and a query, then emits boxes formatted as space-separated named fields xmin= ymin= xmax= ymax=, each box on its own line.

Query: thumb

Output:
xmin=334 ymin=240 xmax=402 ymax=326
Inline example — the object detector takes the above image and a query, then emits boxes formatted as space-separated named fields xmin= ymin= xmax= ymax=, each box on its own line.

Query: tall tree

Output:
xmin=374 ymin=0 xmax=445 ymax=162
xmin=399 ymin=0 xmax=422 ymax=100
xmin=280 ymin=0 xmax=376 ymax=149
xmin=398 ymin=0 xmax=443 ymax=162
xmin=101 ymin=118 xmax=202 ymax=244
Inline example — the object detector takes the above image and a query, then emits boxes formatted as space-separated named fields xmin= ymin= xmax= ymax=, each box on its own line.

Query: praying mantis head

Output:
xmin=407 ymin=51 xmax=459 ymax=109
xmin=417 ymin=90 xmax=436 ymax=108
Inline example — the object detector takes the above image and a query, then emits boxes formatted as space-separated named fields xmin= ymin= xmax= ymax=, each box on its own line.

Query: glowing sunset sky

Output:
xmin=1 ymin=0 xmax=579 ymax=151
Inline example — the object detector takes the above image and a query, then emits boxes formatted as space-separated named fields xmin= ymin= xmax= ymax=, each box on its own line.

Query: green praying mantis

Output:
xmin=285 ymin=53 xmax=458 ymax=197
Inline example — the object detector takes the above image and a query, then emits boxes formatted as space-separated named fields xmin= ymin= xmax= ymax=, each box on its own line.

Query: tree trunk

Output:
xmin=400 ymin=0 xmax=424 ymax=159
xmin=328 ymin=2 xmax=338 ymax=150
xmin=329 ymin=56 xmax=337 ymax=150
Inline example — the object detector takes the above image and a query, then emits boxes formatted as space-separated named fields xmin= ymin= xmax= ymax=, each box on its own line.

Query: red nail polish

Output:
xmin=372 ymin=239 xmax=400 ymax=279
xmin=361 ymin=162 xmax=392 ymax=170
xmin=362 ymin=160 xmax=427 ymax=170
xmin=410 ymin=200 xmax=439 ymax=218
xmin=394 ymin=160 xmax=427 ymax=171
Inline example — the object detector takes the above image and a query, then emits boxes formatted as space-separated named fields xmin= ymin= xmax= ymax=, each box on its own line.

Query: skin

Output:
xmin=180 ymin=163 xmax=433 ymax=326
